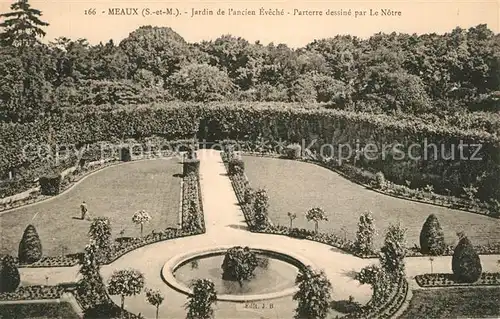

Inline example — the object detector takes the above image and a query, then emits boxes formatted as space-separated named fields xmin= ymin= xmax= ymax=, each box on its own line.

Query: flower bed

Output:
xmin=415 ymin=272 xmax=500 ymax=288
xmin=0 ymin=285 xmax=68 ymax=301
xmin=343 ymin=275 xmax=409 ymax=319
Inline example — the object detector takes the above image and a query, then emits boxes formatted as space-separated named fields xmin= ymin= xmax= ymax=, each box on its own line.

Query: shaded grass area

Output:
xmin=0 ymin=159 xmax=182 ymax=256
xmin=0 ymin=302 xmax=80 ymax=319
xmin=243 ymin=156 xmax=500 ymax=248
xmin=399 ymin=287 xmax=500 ymax=318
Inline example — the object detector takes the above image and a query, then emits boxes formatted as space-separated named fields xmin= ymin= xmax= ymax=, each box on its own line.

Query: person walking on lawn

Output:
xmin=80 ymin=201 xmax=89 ymax=220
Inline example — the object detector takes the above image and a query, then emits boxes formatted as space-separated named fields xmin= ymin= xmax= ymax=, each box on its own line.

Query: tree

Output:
xmin=419 ymin=214 xmax=446 ymax=255
xmin=88 ymin=217 xmax=112 ymax=263
xmin=452 ymin=234 xmax=482 ymax=283
xmin=305 ymin=207 xmax=328 ymax=233
xmin=252 ymin=188 xmax=270 ymax=229
xmin=0 ymin=255 xmax=20 ymax=292
xmin=185 ymin=279 xmax=217 ymax=319
xmin=119 ymin=26 xmax=192 ymax=79
xmin=379 ymin=224 xmax=407 ymax=278
xmin=78 ymin=241 xmax=107 ymax=306
xmin=293 ymin=266 xmax=332 ymax=319
xmin=132 ymin=210 xmax=152 ymax=238
xmin=0 ymin=0 xmax=49 ymax=48
xmin=287 ymin=212 xmax=297 ymax=228
xmin=146 ymin=288 xmax=164 ymax=319
xmin=168 ymin=63 xmax=235 ymax=102
xmin=18 ymin=224 xmax=42 ymax=263
xmin=355 ymin=264 xmax=392 ymax=306
xmin=354 ymin=211 xmax=376 ymax=255
xmin=221 ymin=246 xmax=258 ymax=287
xmin=107 ymin=269 xmax=145 ymax=315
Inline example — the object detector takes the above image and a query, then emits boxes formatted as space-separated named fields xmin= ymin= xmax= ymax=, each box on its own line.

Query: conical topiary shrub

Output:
xmin=419 ymin=214 xmax=446 ymax=255
xmin=452 ymin=235 xmax=482 ymax=283
xmin=0 ymin=255 xmax=20 ymax=292
xmin=18 ymin=224 xmax=43 ymax=264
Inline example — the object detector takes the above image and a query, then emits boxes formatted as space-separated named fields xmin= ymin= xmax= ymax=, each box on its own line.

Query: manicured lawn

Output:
xmin=243 ymin=156 xmax=500 ymax=248
xmin=0 ymin=302 xmax=80 ymax=319
xmin=0 ymin=159 xmax=182 ymax=256
xmin=399 ymin=287 xmax=500 ymax=318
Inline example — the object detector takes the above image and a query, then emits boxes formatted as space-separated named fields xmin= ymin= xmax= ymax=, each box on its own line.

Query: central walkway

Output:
xmin=18 ymin=149 xmax=500 ymax=319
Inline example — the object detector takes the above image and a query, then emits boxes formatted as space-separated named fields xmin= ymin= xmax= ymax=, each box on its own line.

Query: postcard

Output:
xmin=0 ymin=0 xmax=499 ymax=318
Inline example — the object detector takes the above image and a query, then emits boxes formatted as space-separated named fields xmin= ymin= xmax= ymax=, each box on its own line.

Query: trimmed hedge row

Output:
xmin=0 ymin=285 xmax=69 ymax=301
xmin=2 ymin=102 xmax=500 ymax=202
xmin=415 ymin=272 xmax=500 ymax=288
xmin=343 ymin=275 xmax=409 ymax=319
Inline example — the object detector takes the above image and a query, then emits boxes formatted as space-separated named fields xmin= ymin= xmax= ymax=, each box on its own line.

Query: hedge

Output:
xmin=2 ymin=102 xmax=500 ymax=202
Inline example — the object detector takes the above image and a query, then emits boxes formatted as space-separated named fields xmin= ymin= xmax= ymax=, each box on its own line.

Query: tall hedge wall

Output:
xmin=1 ymin=102 xmax=499 ymax=201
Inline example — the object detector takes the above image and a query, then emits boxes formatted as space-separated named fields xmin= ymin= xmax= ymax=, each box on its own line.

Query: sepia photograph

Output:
xmin=0 ymin=0 xmax=499 ymax=318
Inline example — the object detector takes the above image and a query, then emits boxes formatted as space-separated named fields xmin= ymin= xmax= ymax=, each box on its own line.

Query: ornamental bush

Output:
xmin=18 ymin=224 xmax=42 ymax=264
xmin=0 ymin=255 xmax=20 ymax=293
xmin=452 ymin=235 xmax=482 ymax=283
xmin=419 ymin=214 xmax=446 ymax=255
xmin=183 ymin=159 xmax=200 ymax=177
xmin=354 ymin=211 xmax=376 ymax=256
xmin=39 ymin=174 xmax=62 ymax=195
xmin=374 ymin=172 xmax=386 ymax=189
xmin=285 ymin=143 xmax=302 ymax=159
xmin=228 ymin=158 xmax=244 ymax=175
xmin=221 ymin=246 xmax=258 ymax=286
xmin=120 ymin=147 xmax=131 ymax=162
xmin=243 ymin=187 xmax=255 ymax=204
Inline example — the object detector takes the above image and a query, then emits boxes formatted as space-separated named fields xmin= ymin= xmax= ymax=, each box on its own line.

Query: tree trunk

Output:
xmin=121 ymin=295 xmax=125 ymax=318
xmin=140 ymin=224 xmax=143 ymax=238
xmin=289 ymin=219 xmax=292 ymax=228
xmin=156 ymin=306 xmax=159 ymax=319
xmin=315 ymin=222 xmax=318 ymax=233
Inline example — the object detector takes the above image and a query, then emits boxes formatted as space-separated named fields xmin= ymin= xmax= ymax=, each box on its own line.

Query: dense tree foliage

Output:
xmin=1 ymin=1 xmax=499 ymax=122
xmin=185 ymin=279 xmax=217 ymax=319
xmin=293 ymin=266 xmax=332 ymax=319
xmin=221 ymin=246 xmax=258 ymax=286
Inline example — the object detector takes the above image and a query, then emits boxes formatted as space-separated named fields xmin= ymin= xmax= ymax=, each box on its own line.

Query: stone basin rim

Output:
xmin=161 ymin=245 xmax=315 ymax=302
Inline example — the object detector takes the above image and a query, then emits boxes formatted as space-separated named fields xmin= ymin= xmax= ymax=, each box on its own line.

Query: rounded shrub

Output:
xmin=285 ymin=143 xmax=302 ymax=159
xmin=183 ymin=159 xmax=200 ymax=176
xmin=39 ymin=174 xmax=62 ymax=195
xmin=0 ymin=255 xmax=20 ymax=292
xmin=18 ymin=224 xmax=43 ymax=264
xmin=419 ymin=214 xmax=446 ymax=255
xmin=374 ymin=172 xmax=386 ymax=189
xmin=452 ymin=235 xmax=482 ymax=283
xmin=228 ymin=158 xmax=244 ymax=175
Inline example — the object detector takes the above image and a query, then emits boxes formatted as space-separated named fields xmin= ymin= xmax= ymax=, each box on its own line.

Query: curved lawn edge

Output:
xmin=242 ymin=151 xmax=496 ymax=219
xmin=0 ymin=156 xmax=180 ymax=215
xmin=227 ymin=152 xmax=500 ymax=257
xmin=15 ymin=157 xmax=204 ymax=269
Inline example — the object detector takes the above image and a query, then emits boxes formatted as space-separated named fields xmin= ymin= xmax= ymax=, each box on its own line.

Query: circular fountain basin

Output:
xmin=162 ymin=245 xmax=314 ymax=302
